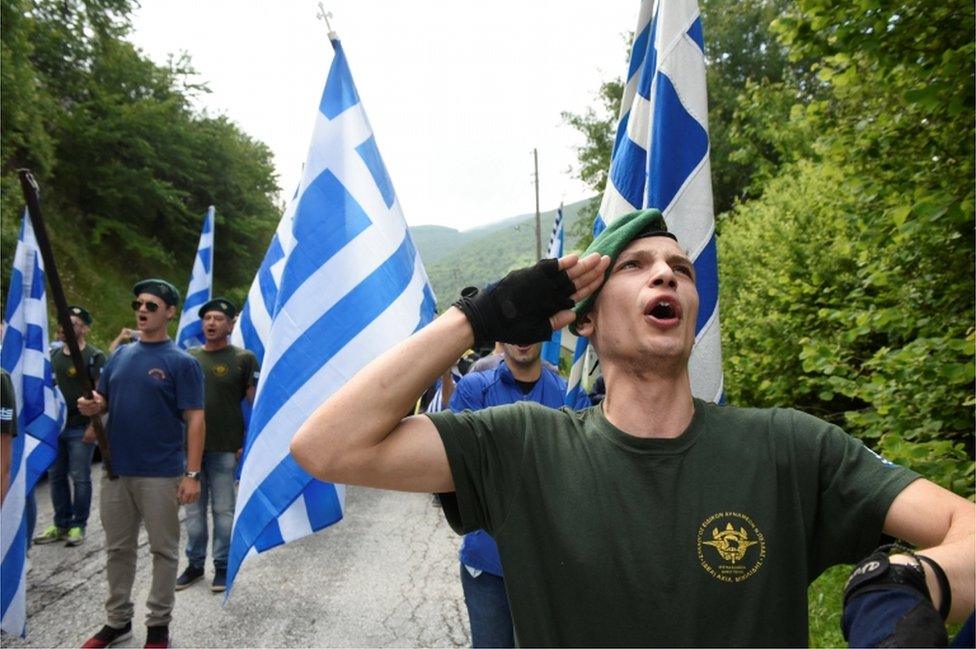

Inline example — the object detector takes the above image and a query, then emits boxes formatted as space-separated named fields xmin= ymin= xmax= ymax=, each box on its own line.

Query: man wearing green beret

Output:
xmin=290 ymin=210 xmax=973 ymax=646
xmin=177 ymin=298 xmax=258 ymax=594
xmin=78 ymin=279 xmax=205 ymax=649
xmin=33 ymin=305 xmax=105 ymax=547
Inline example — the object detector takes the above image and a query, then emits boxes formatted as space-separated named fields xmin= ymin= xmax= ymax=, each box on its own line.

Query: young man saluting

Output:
xmin=292 ymin=210 xmax=973 ymax=647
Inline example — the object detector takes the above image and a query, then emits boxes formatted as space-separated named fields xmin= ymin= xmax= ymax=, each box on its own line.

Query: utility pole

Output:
xmin=533 ymin=148 xmax=541 ymax=260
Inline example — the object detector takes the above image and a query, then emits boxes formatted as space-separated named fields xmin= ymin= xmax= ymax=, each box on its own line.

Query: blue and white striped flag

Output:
xmin=231 ymin=184 xmax=299 ymax=365
xmin=541 ymin=207 xmax=565 ymax=368
xmin=227 ymin=34 xmax=436 ymax=593
xmin=1 ymin=210 xmax=67 ymax=637
xmin=175 ymin=206 xmax=215 ymax=349
xmin=567 ymin=0 xmax=723 ymax=404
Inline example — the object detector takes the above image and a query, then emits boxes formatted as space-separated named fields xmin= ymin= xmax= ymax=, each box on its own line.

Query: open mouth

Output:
xmin=644 ymin=296 xmax=682 ymax=326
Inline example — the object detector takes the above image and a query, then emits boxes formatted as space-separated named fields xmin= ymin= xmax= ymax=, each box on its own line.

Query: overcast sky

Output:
xmin=128 ymin=1 xmax=638 ymax=231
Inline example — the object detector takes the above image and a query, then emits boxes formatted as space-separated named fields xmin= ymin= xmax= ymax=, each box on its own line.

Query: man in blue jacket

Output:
xmin=449 ymin=341 xmax=590 ymax=647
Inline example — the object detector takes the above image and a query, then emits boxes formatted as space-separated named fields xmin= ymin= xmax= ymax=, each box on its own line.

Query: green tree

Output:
xmin=720 ymin=0 xmax=975 ymax=495
xmin=1 ymin=0 xmax=281 ymax=342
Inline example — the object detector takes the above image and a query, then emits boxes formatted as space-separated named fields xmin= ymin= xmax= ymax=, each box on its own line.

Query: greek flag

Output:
xmin=175 ymin=206 xmax=215 ymax=349
xmin=227 ymin=34 xmax=436 ymax=593
xmin=567 ymin=0 xmax=723 ymax=404
xmin=541 ymin=207 xmax=565 ymax=368
xmin=1 ymin=211 xmax=67 ymax=637
xmin=232 ymin=184 xmax=299 ymax=365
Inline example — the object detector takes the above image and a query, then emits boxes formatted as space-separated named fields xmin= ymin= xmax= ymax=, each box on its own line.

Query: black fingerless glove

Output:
xmin=453 ymin=258 xmax=575 ymax=347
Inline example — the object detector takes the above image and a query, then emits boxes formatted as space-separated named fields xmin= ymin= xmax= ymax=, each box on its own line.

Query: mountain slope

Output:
xmin=410 ymin=197 xmax=595 ymax=309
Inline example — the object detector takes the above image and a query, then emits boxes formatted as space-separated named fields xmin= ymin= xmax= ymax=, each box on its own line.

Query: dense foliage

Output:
xmin=1 ymin=0 xmax=280 ymax=344
xmin=564 ymin=0 xmax=974 ymax=497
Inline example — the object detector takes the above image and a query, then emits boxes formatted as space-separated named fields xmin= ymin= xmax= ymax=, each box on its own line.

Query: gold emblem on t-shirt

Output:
xmin=696 ymin=512 xmax=766 ymax=583
xmin=212 ymin=364 xmax=230 ymax=377
xmin=67 ymin=366 xmax=77 ymax=377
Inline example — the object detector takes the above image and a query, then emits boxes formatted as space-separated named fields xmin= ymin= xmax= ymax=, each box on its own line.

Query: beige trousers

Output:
xmin=100 ymin=475 xmax=181 ymax=628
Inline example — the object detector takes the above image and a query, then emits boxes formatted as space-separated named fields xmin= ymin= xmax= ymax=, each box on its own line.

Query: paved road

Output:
xmin=7 ymin=476 xmax=470 ymax=648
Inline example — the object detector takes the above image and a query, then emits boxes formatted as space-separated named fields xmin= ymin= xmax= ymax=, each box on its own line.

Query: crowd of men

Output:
xmin=1 ymin=280 xmax=258 ymax=649
xmin=1 ymin=209 xmax=973 ymax=648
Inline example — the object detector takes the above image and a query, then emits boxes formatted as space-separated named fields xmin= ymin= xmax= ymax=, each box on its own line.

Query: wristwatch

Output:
xmin=184 ymin=471 xmax=201 ymax=480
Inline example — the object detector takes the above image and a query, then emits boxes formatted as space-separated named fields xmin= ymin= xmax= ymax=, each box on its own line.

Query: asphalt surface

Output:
xmin=6 ymin=475 xmax=470 ymax=648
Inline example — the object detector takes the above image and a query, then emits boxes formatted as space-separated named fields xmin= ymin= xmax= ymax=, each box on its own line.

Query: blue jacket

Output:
xmin=449 ymin=360 xmax=591 ymax=576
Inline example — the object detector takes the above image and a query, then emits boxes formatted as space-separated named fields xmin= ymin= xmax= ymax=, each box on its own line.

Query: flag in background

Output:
xmin=176 ymin=206 xmax=215 ymax=349
xmin=1 ymin=211 xmax=67 ymax=637
xmin=567 ymin=0 xmax=723 ymax=404
xmin=541 ymin=206 xmax=565 ymax=368
xmin=227 ymin=33 xmax=436 ymax=594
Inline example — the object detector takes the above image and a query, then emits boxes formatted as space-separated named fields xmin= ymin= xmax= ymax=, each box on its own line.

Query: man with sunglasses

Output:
xmin=78 ymin=279 xmax=205 ymax=649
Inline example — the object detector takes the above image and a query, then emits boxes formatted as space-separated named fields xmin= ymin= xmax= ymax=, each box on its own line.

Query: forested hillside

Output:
xmin=412 ymin=198 xmax=592 ymax=309
xmin=1 ymin=0 xmax=281 ymax=344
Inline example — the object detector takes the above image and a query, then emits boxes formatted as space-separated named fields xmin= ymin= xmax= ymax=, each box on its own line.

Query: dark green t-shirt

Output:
xmin=188 ymin=345 xmax=258 ymax=452
xmin=427 ymin=399 xmax=918 ymax=647
xmin=1 ymin=368 xmax=16 ymax=437
xmin=51 ymin=345 xmax=106 ymax=428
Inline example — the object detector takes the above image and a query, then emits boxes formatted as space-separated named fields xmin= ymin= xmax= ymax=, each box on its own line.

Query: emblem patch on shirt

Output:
xmin=148 ymin=368 xmax=167 ymax=381
xmin=212 ymin=364 xmax=229 ymax=377
xmin=696 ymin=511 xmax=766 ymax=583
xmin=67 ymin=366 xmax=77 ymax=377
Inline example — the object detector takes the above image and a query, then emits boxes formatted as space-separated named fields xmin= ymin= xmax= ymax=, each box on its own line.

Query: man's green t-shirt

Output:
xmin=51 ymin=345 xmax=106 ymax=428
xmin=427 ymin=399 xmax=918 ymax=647
xmin=188 ymin=345 xmax=258 ymax=453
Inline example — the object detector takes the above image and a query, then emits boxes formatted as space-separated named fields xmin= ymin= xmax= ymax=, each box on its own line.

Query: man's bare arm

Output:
xmin=883 ymin=478 xmax=975 ymax=622
xmin=290 ymin=253 xmax=610 ymax=494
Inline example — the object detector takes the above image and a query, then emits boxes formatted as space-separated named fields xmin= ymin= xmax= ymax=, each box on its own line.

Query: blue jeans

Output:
xmin=184 ymin=452 xmax=237 ymax=570
xmin=48 ymin=425 xmax=96 ymax=530
xmin=460 ymin=565 xmax=514 ymax=648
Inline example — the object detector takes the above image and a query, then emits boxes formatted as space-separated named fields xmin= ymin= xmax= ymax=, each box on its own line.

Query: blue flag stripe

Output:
xmin=274 ymin=171 xmax=372 ymax=311
xmin=647 ymin=75 xmax=709 ymax=210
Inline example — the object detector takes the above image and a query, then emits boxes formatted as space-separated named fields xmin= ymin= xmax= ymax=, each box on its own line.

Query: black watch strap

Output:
xmin=918 ymin=555 xmax=952 ymax=620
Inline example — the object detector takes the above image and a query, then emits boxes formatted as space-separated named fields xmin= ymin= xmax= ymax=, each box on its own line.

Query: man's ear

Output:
xmin=575 ymin=309 xmax=596 ymax=338
xmin=166 ymin=305 xmax=177 ymax=321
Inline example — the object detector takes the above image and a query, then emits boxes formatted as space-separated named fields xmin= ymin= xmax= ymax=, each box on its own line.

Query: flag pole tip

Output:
xmin=316 ymin=3 xmax=337 ymax=39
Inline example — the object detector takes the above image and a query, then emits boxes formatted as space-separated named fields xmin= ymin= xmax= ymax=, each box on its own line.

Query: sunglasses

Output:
xmin=131 ymin=299 xmax=163 ymax=312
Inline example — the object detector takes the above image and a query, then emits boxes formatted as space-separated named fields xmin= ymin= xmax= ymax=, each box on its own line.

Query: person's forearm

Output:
xmin=293 ymin=308 xmax=472 ymax=470
xmin=894 ymin=510 xmax=975 ymax=621
xmin=185 ymin=414 xmax=204 ymax=472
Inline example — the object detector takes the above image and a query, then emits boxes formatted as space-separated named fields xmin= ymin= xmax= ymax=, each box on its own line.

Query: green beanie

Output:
xmin=570 ymin=209 xmax=675 ymax=334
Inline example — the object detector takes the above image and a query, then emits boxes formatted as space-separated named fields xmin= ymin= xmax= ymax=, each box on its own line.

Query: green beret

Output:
xmin=133 ymin=278 xmax=180 ymax=307
xmin=198 ymin=297 xmax=238 ymax=320
xmin=67 ymin=305 xmax=92 ymax=325
xmin=570 ymin=209 xmax=676 ymax=334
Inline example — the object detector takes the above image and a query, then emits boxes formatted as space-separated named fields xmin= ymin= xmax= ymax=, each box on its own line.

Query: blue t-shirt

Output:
xmin=98 ymin=339 xmax=204 ymax=477
xmin=449 ymin=361 xmax=591 ymax=576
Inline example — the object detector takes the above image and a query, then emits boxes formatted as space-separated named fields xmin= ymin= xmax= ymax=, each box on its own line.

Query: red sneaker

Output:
xmin=81 ymin=623 xmax=132 ymax=648
xmin=144 ymin=625 xmax=169 ymax=649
